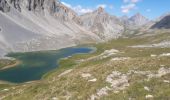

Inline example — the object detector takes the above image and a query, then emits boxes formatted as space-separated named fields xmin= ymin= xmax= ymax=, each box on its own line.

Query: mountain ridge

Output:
xmin=0 ymin=0 xmax=170 ymax=57
xmin=0 ymin=0 xmax=100 ymax=57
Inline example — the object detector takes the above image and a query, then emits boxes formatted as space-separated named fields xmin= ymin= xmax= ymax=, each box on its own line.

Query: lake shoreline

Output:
xmin=0 ymin=60 xmax=21 ymax=71
xmin=0 ymin=46 xmax=94 ymax=83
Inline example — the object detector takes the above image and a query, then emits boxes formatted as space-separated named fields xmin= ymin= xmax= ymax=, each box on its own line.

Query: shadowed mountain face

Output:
xmin=151 ymin=15 xmax=170 ymax=29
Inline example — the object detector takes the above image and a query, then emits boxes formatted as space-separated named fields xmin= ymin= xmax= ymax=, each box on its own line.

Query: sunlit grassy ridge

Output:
xmin=1 ymin=31 xmax=170 ymax=100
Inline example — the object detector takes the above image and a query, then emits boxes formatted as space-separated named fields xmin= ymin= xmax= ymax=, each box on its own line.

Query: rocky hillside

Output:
xmin=123 ymin=13 xmax=149 ymax=29
xmin=80 ymin=7 xmax=124 ymax=40
xmin=151 ymin=15 xmax=170 ymax=29
xmin=0 ymin=0 xmax=99 ymax=57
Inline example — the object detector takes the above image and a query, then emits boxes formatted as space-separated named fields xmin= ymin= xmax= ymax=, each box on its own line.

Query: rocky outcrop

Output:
xmin=0 ymin=0 xmax=10 ymax=12
xmin=80 ymin=7 xmax=124 ymax=40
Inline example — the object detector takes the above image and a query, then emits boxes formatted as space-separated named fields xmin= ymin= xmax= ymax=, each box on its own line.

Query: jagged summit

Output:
xmin=121 ymin=13 xmax=150 ymax=29
xmin=96 ymin=7 xmax=105 ymax=14
xmin=80 ymin=7 xmax=124 ymax=40
xmin=129 ymin=13 xmax=149 ymax=26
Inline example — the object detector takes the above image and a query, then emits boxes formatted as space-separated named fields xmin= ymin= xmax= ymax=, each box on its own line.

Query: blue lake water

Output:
xmin=0 ymin=47 xmax=93 ymax=83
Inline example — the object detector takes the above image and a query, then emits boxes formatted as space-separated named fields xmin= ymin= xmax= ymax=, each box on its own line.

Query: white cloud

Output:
xmin=61 ymin=2 xmax=72 ymax=8
xmin=123 ymin=0 xmax=141 ymax=3
xmin=123 ymin=0 xmax=130 ymax=3
xmin=131 ymin=0 xmax=140 ymax=3
xmin=122 ymin=0 xmax=141 ymax=14
xmin=121 ymin=3 xmax=136 ymax=13
xmin=61 ymin=2 xmax=93 ymax=14
xmin=73 ymin=5 xmax=93 ymax=14
xmin=96 ymin=4 xmax=107 ymax=8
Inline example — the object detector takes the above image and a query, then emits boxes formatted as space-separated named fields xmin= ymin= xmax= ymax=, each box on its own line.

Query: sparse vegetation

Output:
xmin=0 ymin=32 xmax=170 ymax=100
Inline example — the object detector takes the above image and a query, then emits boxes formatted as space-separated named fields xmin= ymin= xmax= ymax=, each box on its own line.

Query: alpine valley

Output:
xmin=0 ymin=0 xmax=170 ymax=100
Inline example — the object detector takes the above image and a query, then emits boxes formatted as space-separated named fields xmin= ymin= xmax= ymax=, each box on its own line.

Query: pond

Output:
xmin=0 ymin=47 xmax=94 ymax=83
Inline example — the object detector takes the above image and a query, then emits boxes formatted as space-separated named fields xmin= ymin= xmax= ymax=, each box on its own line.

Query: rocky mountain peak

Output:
xmin=130 ymin=13 xmax=148 ymax=21
xmin=80 ymin=7 xmax=124 ymax=40
xmin=96 ymin=7 xmax=104 ymax=13
xmin=128 ymin=13 xmax=149 ymax=27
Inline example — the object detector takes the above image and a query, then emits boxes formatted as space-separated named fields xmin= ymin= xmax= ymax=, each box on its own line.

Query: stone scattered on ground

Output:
xmin=145 ymin=95 xmax=154 ymax=99
xmin=148 ymin=67 xmax=170 ymax=79
xmin=100 ymin=49 xmax=120 ymax=59
xmin=81 ymin=73 xmax=97 ymax=82
xmin=130 ymin=41 xmax=170 ymax=48
xmin=58 ymin=69 xmax=73 ymax=77
xmin=3 ymin=89 xmax=9 ymax=91
xmin=159 ymin=53 xmax=170 ymax=57
xmin=144 ymin=86 xmax=150 ymax=91
xmin=91 ymin=71 xmax=129 ymax=100
xmin=90 ymin=67 xmax=170 ymax=100
xmin=150 ymin=54 xmax=157 ymax=57
xmin=52 ymin=97 xmax=58 ymax=100
xmin=88 ymin=78 xmax=97 ymax=82
xmin=163 ymin=80 xmax=170 ymax=83
xmin=81 ymin=73 xmax=92 ymax=78
xmin=111 ymin=57 xmax=130 ymax=61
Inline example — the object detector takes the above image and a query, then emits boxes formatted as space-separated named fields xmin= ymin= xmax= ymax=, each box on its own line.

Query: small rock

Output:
xmin=150 ymin=54 xmax=157 ymax=57
xmin=88 ymin=78 xmax=97 ymax=82
xmin=52 ymin=97 xmax=58 ymax=100
xmin=111 ymin=57 xmax=130 ymax=61
xmin=114 ymin=91 xmax=119 ymax=94
xmin=81 ymin=73 xmax=91 ymax=78
xmin=145 ymin=95 xmax=153 ymax=99
xmin=160 ymin=65 xmax=165 ymax=67
xmin=163 ymin=80 xmax=170 ymax=83
xmin=3 ymin=89 xmax=9 ymax=91
xmin=58 ymin=69 xmax=73 ymax=77
xmin=160 ymin=53 xmax=170 ymax=57
xmin=144 ymin=86 xmax=150 ymax=91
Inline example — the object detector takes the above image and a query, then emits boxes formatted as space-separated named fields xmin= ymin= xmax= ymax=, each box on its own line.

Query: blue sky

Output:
xmin=61 ymin=0 xmax=170 ymax=20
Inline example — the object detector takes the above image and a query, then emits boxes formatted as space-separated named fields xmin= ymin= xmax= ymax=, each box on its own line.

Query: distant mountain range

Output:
xmin=0 ymin=0 xmax=170 ymax=57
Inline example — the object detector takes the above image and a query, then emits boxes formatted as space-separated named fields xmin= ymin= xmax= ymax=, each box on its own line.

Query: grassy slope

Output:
xmin=1 ymin=31 xmax=170 ymax=100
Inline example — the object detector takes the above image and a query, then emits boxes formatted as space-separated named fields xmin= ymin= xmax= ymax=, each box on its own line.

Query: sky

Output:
xmin=60 ymin=0 xmax=170 ymax=20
